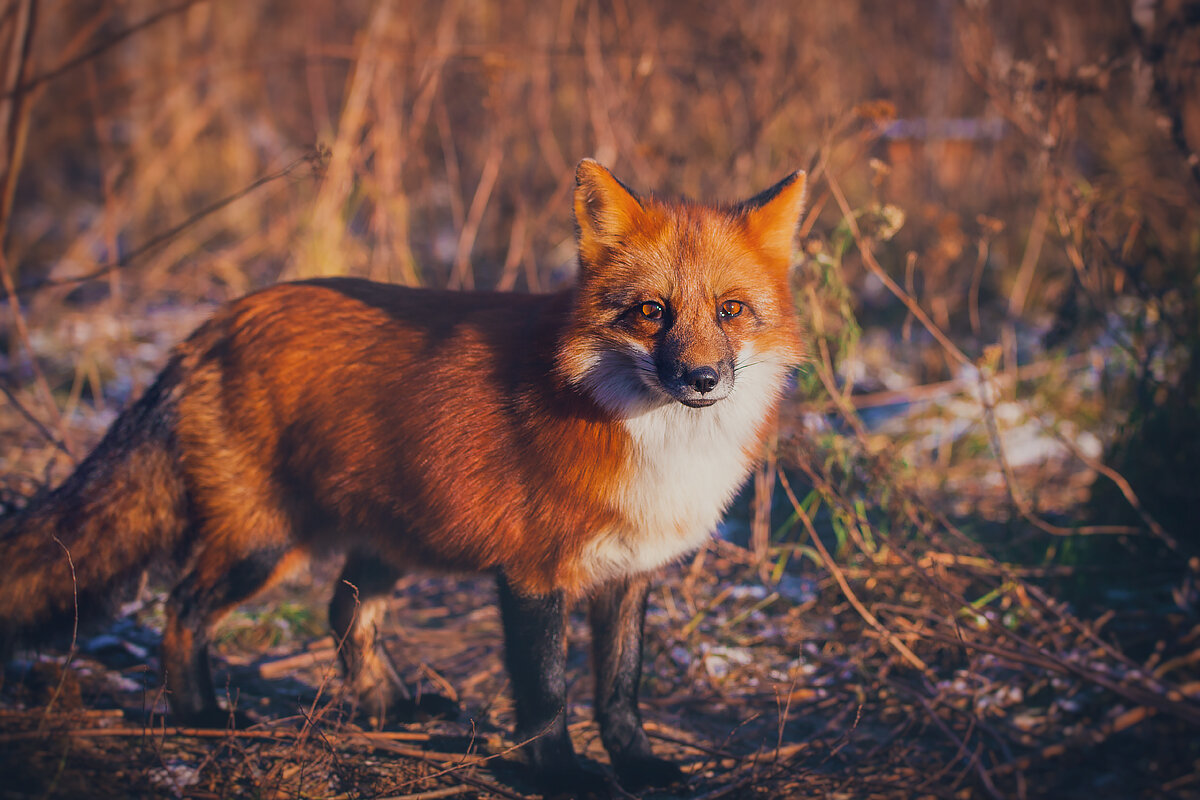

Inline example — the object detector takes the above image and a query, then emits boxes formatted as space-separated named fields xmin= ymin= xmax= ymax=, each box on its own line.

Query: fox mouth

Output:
xmin=639 ymin=373 xmax=727 ymax=408
xmin=678 ymin=396 xmax=720 ymax=408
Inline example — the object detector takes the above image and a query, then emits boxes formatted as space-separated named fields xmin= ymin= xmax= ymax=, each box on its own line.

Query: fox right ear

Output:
xmin=574 ymin=159 xmax=645 ymax=265
xmin=739 ymin=169 xmax=808 ymax=268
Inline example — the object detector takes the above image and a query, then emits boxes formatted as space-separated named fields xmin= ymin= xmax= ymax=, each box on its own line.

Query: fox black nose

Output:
xmin=686 ymin=366 xmax=719 ymax=394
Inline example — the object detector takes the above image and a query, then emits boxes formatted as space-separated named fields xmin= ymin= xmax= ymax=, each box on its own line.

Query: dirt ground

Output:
xmin=2 ymin=530 xmax=1197 ymax=800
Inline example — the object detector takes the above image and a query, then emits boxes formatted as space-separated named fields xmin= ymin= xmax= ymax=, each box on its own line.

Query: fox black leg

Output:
xmin=162 ymin=572 xmax=220 ymax=725
xmin=163 ymin=544 xmax=294 ymax=727
xmin=590 ymin=574 xmax=685 ymax=790
xmin=330 ymin=552 xmax=458 ymax=726
xmin=497 ymin=574 xmax=609 ymax=796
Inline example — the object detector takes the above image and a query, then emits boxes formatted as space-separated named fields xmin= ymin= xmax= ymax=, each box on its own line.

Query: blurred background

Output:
xmin=2 ymin=1 xmax=1200 ymax=797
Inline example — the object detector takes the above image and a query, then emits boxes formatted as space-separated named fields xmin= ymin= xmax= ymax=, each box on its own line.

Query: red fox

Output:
xmin=0 ymin=160 xmax=806 ymax=793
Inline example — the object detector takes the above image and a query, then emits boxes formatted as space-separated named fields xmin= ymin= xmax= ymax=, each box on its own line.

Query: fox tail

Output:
xmin=0 ymin=361 xmax=190 ymax=646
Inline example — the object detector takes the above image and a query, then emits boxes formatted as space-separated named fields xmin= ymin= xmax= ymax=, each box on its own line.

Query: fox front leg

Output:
xmin=590 ymin=574 xmax=685 ymax=790
xmin=329 ymin=552 xmax=459 ymax=726
xmin=497 ymin=574 xmax=610 ymax=795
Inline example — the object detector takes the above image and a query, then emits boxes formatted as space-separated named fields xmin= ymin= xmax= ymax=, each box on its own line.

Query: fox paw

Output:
xmin=613 ymin=753 xmax=686 ymax=790
xmin=359 ymin=692 xmax=460 ymax=728
xmin=411 ymin=692 xmax=461 ymax=720
xmin=174 ymin=708 xmax=256 ymax=730
xmin=533 ymin=763 xmax=614 ymax=799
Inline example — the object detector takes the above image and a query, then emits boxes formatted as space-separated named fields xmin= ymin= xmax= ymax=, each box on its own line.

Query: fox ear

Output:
xmin=574 ymin=159 xmax=644 ymax=263
xmin=739 ymin=170 xmax=808 ymax=267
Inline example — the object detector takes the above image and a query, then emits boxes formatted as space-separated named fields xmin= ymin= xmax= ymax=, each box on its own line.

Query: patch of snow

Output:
xmin=149 ymin=759 xmax=201 ymax=798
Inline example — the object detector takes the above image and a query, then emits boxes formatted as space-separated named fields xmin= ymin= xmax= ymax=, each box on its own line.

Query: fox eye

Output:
xmin=639 ymin=301 xmax=664 ymax=320
xmin=719 ymin=300 xmax=744 ymax=319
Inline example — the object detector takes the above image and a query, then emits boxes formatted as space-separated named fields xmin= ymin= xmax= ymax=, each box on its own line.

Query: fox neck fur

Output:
xmin=574 ymin=345 xmax=790 ymax=586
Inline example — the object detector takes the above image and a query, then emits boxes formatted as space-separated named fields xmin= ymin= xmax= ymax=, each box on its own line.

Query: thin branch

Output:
xmin=0 ymin=378 xmax=71 ymax=458
xmin=824 ymin=169 xmax=972 ymax=369
xmin=1040 ymin=416 xmax=1180 ymax=552
xmin=36 ymin=536 xmax=79 ymax=732
xmin=778 ymin=469 xmax=932 ymax=676
xmin=448 ymin=136 xmax=502 ymax=290
xmin=0 ymin=1 xmax=209 ymax=100
xmin=1 ymin=150 xmax=323 ymax=300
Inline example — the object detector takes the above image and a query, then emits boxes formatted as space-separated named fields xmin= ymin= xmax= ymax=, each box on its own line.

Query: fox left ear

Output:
xmin=739 ymin=170 xmax=808 ymax=267
xmin=574 ymin=159 xmax=646 ymax=268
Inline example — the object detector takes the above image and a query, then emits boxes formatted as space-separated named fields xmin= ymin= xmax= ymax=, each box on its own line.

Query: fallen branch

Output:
xmin=778 ymin=470 xmax=932 ymax=676
xmin=0 ymin=723 xmax=433 ymax=744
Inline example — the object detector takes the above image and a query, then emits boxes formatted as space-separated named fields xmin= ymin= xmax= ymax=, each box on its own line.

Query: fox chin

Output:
xmin=0 ymin=159 xmax=807 ymax=794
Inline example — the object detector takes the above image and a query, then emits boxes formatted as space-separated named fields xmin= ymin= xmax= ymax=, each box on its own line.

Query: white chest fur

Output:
xmin=578 ymin=357 xmax=789 ymax=585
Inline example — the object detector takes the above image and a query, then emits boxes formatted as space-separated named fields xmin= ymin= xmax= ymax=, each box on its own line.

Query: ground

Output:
xmin=2 ymin=528 xmax=1197 ymax=799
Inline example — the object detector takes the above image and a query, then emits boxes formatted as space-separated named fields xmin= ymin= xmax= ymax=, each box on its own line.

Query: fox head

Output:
xmin=558 ymin=159 xmax=807 ymax=415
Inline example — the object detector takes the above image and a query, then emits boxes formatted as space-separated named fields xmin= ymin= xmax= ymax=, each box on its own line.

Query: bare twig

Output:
xmin=1 ymin=151 xmax=321 ymax=300
xmin=974 ymin=367 xmax=1137 ymax=538
xmin=1 ymin=1 xmax=209 ymax=100
xmin=778 ymin=470 xmax=932 ymax=676
xmin=36 ymin=536 xmax=80 ymax=732
xmin=0 ymin=378 xmax=71 ymax=459
xmin=825 ymin=169 xmax=972 ymax=369
xmin=448 ymin=135 xmax=502 ymax=290
xmin=1042 ymin=418 xmax=1180 ymax=552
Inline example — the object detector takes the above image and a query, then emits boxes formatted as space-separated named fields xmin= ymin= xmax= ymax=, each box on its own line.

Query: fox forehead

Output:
xmin=587 ymin=205 xmax=788 ymax=310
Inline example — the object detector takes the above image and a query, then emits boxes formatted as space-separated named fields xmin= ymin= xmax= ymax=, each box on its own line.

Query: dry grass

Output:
xmin=2 ymin=1 xmax=1200 ymax=797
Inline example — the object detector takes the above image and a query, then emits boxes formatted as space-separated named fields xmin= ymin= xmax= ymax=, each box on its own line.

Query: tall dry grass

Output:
xmin=1 ymin=1 xmax=1199 ymax=795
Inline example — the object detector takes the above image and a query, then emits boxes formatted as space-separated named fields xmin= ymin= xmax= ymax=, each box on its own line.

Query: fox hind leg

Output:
xmin=162 ymin=541 xmax=301 ymax=727
xmin=329 ymin=552 xmax=457 ymax=727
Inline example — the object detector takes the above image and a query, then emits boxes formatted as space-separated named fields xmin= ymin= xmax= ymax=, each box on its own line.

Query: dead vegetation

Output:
xmin=2 ymin=0 xmax=1200 ymax=797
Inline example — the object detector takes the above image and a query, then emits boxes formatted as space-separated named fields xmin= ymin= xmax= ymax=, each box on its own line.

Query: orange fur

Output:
xmin=171 ymin=280 xmax=631 ymax=596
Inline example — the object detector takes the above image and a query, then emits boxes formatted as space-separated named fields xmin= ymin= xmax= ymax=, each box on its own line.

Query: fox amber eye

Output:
xmin=639 ymin=301 xmax=664 ymax=320
xmin=719 ymin=300 xmax=744 ymax=319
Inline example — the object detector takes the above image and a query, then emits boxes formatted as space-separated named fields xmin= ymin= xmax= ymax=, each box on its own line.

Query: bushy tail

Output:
xmin=0 ymin=363 xmax=190 ymax=644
